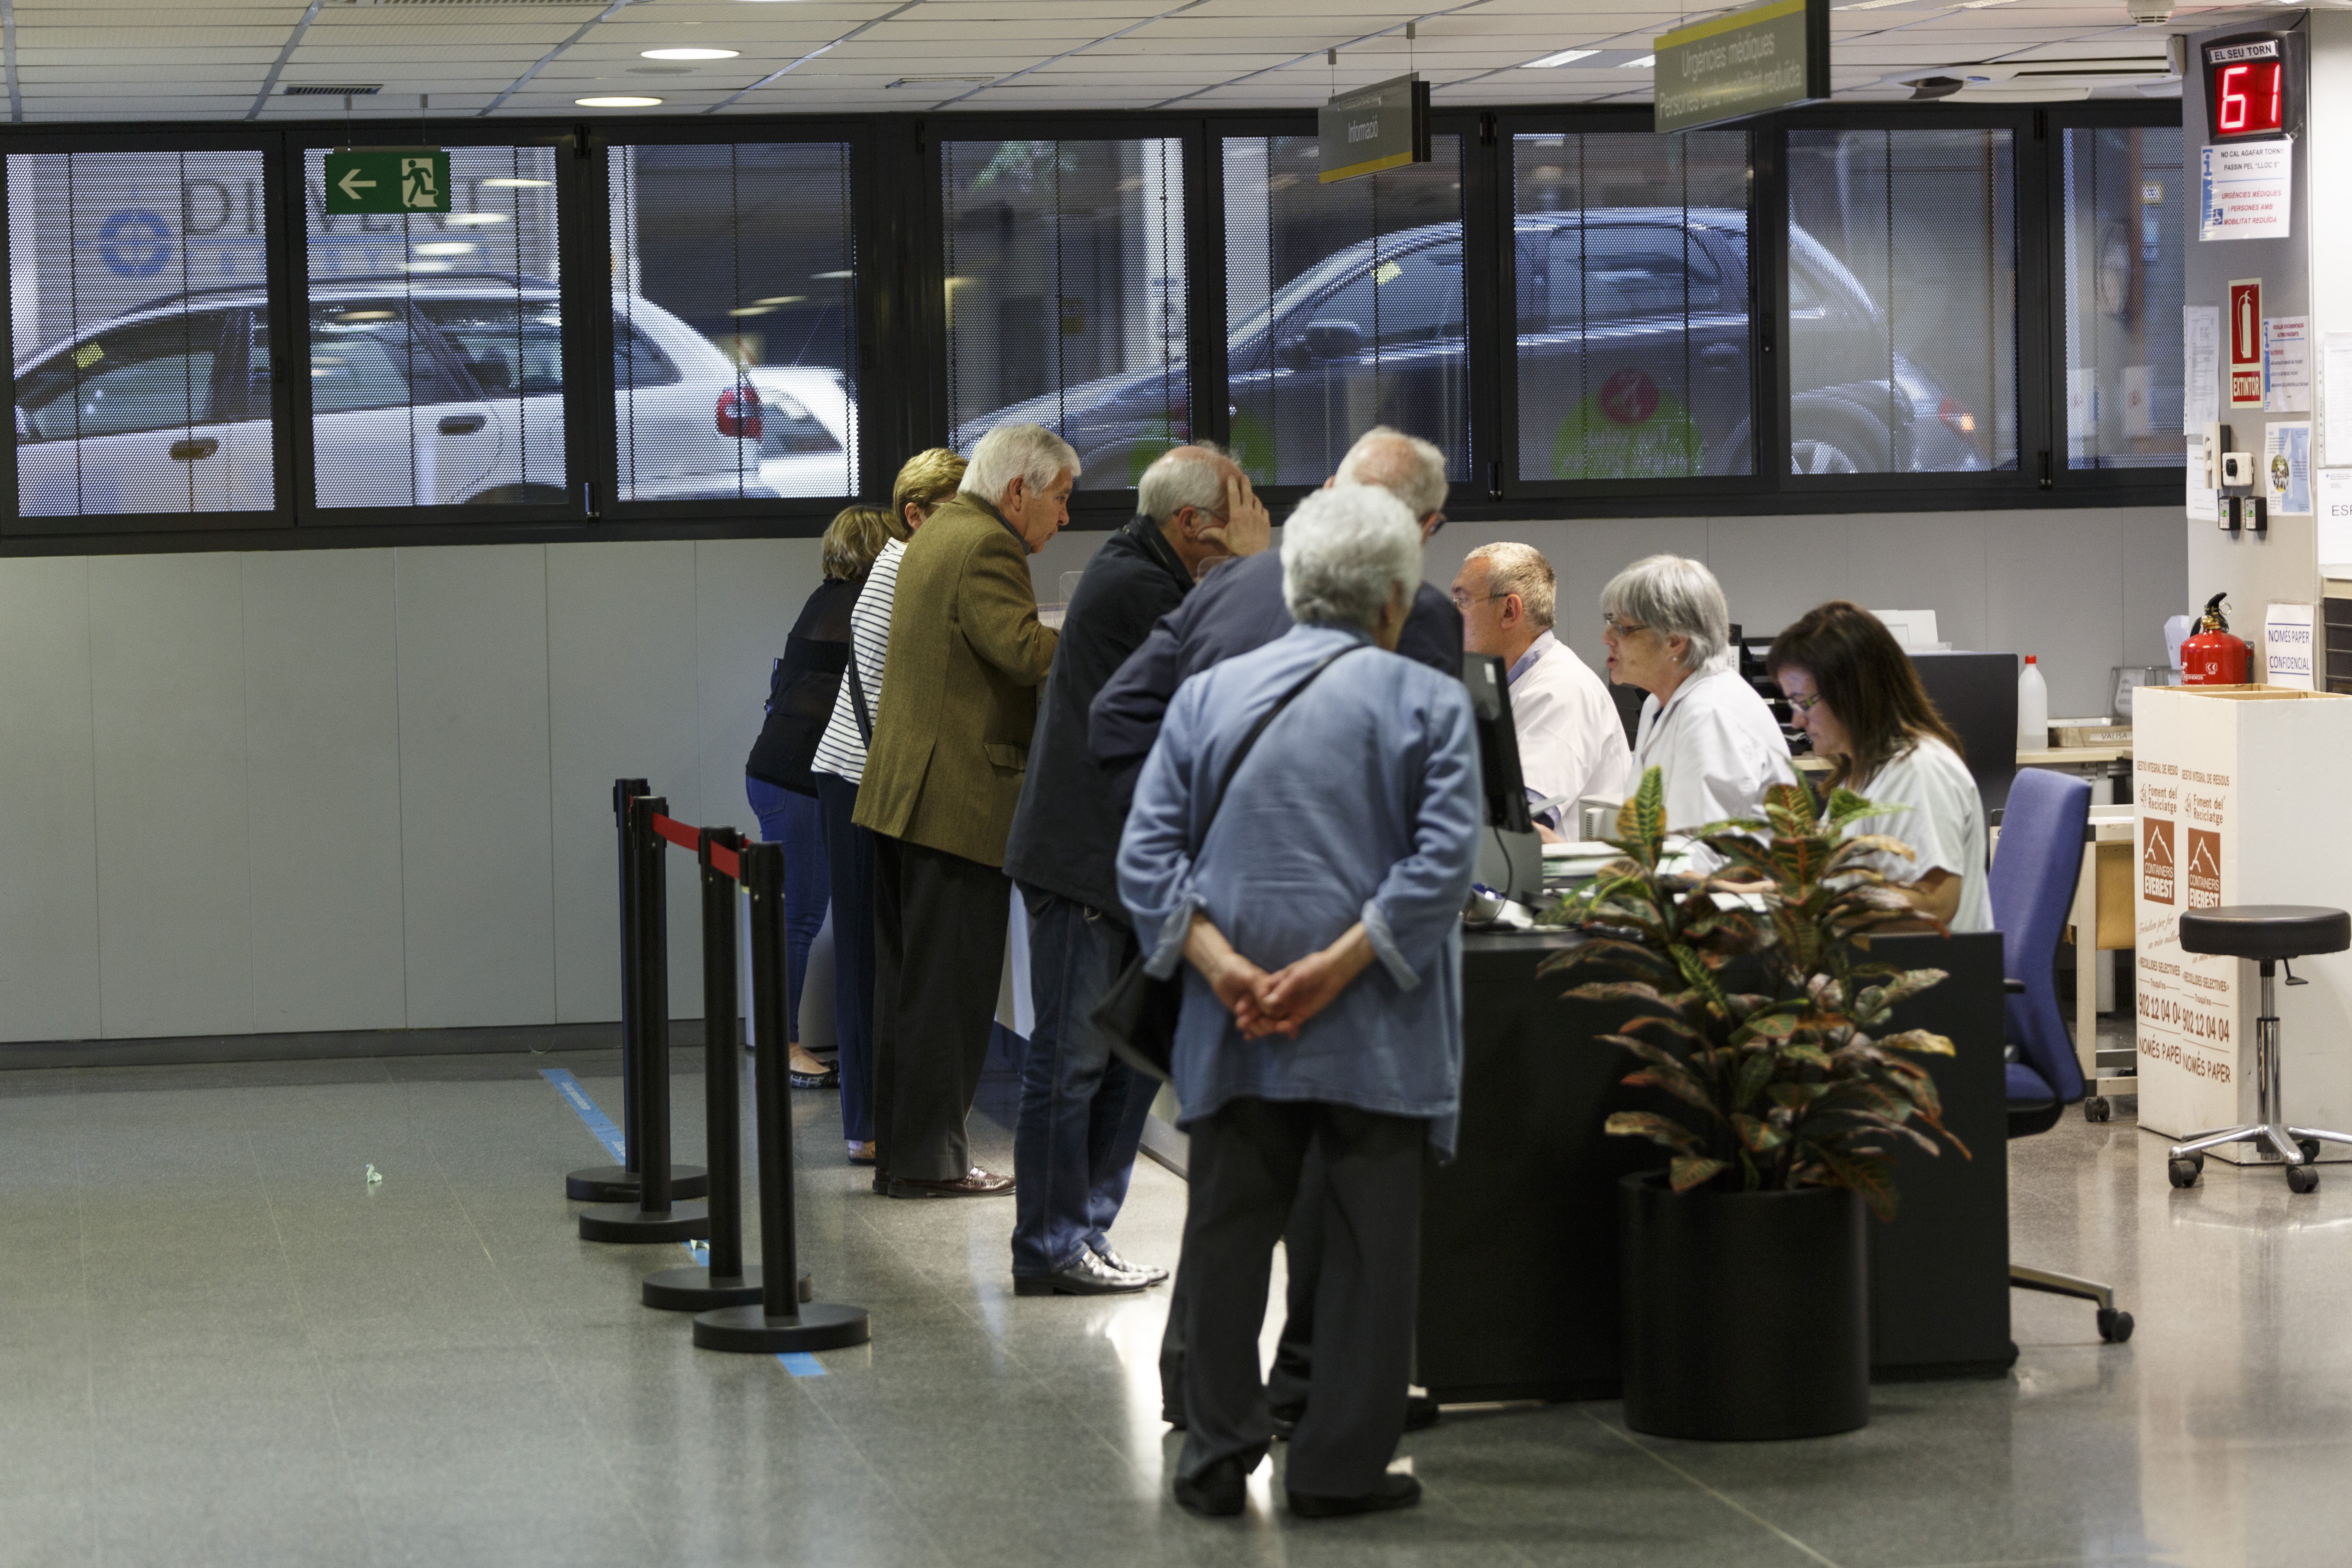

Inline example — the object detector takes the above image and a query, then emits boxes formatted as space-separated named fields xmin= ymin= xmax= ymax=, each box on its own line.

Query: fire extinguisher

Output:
xmin=2180 ymin=592 xmax=2250 ymax=686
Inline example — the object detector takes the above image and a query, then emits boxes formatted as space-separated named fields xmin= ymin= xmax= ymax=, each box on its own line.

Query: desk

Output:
xmin=2071 ymin=807 xmax=2138 ymax=1109
xmin=1417 ymin=929 xmax=2012 ymax=1403
xmin=2018 ymin=743 xmax=2131 ymax=791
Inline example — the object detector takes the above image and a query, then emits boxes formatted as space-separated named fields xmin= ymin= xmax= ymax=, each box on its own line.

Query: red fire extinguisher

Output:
xmin=2180 ymin=592 xmax=2250 ymax=686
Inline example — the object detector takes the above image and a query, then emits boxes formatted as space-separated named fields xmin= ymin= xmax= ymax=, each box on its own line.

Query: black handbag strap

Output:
xmin=846 ymin=644 xmax=874 ymax=748
xmin=1194 ymin=643 xmax=1362 ymax=853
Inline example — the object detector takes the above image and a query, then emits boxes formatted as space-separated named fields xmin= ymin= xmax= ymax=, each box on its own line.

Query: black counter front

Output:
xmin=1417 ymin=929 xmax=2013 ymax=1403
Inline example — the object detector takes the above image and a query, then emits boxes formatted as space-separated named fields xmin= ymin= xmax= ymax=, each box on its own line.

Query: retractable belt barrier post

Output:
xmin=579 ymin=795 xmax=712 ymax=1245
xmin=567 ymin=778 xmax=706 ymax=1205
xmin=693 ymin=839 xmax=871 ymax=1354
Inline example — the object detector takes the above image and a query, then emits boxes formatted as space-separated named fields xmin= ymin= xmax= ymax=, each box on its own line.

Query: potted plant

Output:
xmin=1541 ymin=766 xmax=1969 ymax=1441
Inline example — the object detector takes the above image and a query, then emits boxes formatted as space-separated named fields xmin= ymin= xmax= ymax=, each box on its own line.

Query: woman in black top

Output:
xmin=746 ymin=505 xmax=904 ymax=1089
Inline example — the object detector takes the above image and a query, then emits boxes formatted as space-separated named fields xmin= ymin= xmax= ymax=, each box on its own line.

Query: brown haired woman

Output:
xmin=1767 ymin=600 xmax=1990 ymax=932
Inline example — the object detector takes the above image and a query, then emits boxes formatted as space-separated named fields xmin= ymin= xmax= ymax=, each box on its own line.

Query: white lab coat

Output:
xmin=1841 ymin=737 xmax=1991 ymax=933
xmin=1508 ymin=630 xmax=1630 ymax=821
xmin=1630 ymin=663 xmax=1797 ymax=835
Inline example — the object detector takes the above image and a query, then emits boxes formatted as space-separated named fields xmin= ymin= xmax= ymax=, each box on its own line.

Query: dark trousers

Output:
xmin=871 ymin=833 xmax=1011 ymax=1183
xmin=1012 ymin=894 xmax=1158 ymax=1276
xmin=747 ymin=778 xmax=829 ymax=1049
xmin=1159 ymin=1143 xmax=1321 ymax=1419
xmin=1176 ymin=1098 xmax=1424 ymax=1499
xmin=815 ymin=774 xmax=875 ymax=1145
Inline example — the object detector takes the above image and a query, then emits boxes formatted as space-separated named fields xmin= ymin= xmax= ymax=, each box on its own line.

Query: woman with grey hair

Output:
xmin=1600 ymin=552 xmax=1795 ymax=833
xmin=1118 ymin=483 xmax=1481 ymax=1521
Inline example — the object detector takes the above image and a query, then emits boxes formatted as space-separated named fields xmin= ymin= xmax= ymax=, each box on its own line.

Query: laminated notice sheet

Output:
xmin=2268 ymin=315 xmax=2311 ymax=413
xmin=2266 ymin=421 xmax=2313 ymax=515
xmin=2200 ymin=140 xmax=2292 ymax=241
xmin=2185 ymin=305 xmax=2220 ymax=433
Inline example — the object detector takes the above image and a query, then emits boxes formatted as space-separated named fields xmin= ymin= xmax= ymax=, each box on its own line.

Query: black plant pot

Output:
xmin=1618 ymin=1172 xmax=1869 ymax=1441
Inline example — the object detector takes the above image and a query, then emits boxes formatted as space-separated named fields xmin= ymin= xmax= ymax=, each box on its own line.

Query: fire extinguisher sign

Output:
xmin=2230 ymin=277 xmax=2265 ymax=407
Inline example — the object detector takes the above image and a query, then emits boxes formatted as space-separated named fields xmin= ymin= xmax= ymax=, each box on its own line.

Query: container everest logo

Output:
xmin=2142 ymin=815 xmax=2175 ymax=905
xmin=2187 ymin=829 xmax=2223 ymax=909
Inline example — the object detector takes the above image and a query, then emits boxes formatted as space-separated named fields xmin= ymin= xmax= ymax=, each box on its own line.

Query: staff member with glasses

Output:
xmin=1598 ymin=553 xmax=1794 ymax=837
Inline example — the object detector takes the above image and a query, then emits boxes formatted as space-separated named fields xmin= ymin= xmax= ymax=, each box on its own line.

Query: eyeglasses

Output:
xmin=1425 ymin=513 xmax=1448 ymax=537
xmin=1786 ymin=692 xmax=1825 ymax=715
xmin=1601 ymin=613 xmax=1650 ymax=636
xmin=1451 ymin=588 xmax=1507 ymax=611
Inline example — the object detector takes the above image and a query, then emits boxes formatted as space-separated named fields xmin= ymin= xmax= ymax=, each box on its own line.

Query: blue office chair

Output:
xmin=1987 ymin=766 xmax=2133 ymax=1343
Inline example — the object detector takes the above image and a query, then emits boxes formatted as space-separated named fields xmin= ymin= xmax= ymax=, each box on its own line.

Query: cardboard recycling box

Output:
xmin=2133 ymin=686 xmax=2352 ymax=1159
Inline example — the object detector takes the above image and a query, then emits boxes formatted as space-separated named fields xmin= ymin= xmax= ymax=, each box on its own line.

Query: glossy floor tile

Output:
xmin=0 ymin=1049 xmax=2339 ymax=1567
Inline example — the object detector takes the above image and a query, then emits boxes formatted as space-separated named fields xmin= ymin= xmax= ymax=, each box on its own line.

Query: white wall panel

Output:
xmin=242 ymin=549 xmax=406 ymax=1034
xmin=1705 ymin=515 xmax=1852 ymax=644
xmin=1846 ymin=511 xmax=1992 ymax=657
xmin=1982 ymin=510 xmax=2125 ymax=719
xmin=546 ymin=541 xmax=700 ymax=1023
xmin=394 ymin=545 xmax=555 ymax=1030
xmin=693 ymin=538 xmax=823 ymax=840
xmin=87 ymin=553 xmax=252 ymax=1038
xmin=0 ymin=558 xmax=100 ymax=1042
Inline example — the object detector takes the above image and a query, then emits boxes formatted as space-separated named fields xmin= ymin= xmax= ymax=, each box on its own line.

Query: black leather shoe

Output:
xmin=1288 ymin=1472 xmax=1421 ymax=1519
xmin=1174 ymin=1456 xmax=1247 ymax=1518
xmin=889 ymin=1167 xmax=1014 ymax=1198
xmin=1012 ymin=1250 xmax=1150 ymax=1296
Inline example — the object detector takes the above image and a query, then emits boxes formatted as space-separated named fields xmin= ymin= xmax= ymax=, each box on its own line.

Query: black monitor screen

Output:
xmin=1462 ymin=653 xmax=1533 ymax=835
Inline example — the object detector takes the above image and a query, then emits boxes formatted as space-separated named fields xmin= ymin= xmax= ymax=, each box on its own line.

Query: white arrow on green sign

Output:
xmin=323 ymin=149 xmax=452 ymax=215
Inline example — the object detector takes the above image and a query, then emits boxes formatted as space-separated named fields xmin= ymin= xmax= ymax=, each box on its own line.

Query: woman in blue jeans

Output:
xmin=744 ymin=504 xmax=901 ymax=1091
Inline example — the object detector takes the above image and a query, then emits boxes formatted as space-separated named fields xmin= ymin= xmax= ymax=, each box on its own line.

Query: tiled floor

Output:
xmin=0 ymin=1044 xmax=2343 ymax=1567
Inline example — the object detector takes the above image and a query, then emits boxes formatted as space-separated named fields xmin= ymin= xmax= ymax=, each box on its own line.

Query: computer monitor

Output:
xmin=1461 ymin=654 xmax=1542 ymax=909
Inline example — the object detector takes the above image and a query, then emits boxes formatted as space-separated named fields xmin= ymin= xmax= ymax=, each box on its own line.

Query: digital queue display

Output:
xmin=2205 ymin=34 xmax=2292 ymax=142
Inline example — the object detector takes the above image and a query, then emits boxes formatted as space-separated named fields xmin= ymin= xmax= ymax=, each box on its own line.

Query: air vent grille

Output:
xmin=284 ymin=84 xmax=383 ymax=96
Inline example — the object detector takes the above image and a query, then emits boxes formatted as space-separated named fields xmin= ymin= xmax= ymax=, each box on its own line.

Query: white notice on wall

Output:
xmin=2265 ymin=602 xmax=2316 ymax=690
xmin=2323 ymin=332 xmax=2352 ymax=466
xmin=2266 ymin=421 xmax=2313 ymax=514
xmin=2319 ymin=468 xmax=2352 ymax=566
xmin=2185 ymin=306 xmax=2221 ymax=434
xmin=2201 ymin=140 xmax=2293 ymax=241
xmin=2188 ymin=440 xmax=2219 ymax=522
xmin=2267 ymin=315 xmax=2312 ymax=412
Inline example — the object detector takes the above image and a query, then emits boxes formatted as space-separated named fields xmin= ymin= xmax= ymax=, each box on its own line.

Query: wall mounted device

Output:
xmin=2221 ymin=450 xmax=2257 ymax=488
xmin=2203 ymin=32 xmax=2301 ymax=141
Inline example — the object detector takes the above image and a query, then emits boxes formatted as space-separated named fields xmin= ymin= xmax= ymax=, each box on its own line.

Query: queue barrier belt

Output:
xmin=651 ymin=812 xmax=741 ymax=880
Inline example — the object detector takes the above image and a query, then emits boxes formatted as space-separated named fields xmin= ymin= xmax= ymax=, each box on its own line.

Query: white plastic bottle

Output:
xmin=2016 ymin=655 xmax=2049 ymax=752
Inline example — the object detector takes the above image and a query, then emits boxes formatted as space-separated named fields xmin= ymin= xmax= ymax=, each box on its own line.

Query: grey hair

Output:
xmin=1136 ymin=443 xmax=1230 ymax=526
xmin=1465 ymin=541 xmax=1556 ymax=629
xmin=1334 ymin=426 xmax=1448 ymax=523
xmin=1281 ymin=484 xmax=1423 ymax=633
xmin=1600 ymin=554 xmax=1728 ymax=673
xmin=960 ymin=423 xmax=1081 ymax=507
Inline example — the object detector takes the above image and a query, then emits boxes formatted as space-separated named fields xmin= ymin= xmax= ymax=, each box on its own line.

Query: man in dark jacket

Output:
xmin=1002 ymin=444 xmax=1270 ymax=1295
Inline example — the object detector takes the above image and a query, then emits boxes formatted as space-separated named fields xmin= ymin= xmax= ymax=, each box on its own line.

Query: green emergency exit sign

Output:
xmin=323 ymin=149 xmax=452 ymax=215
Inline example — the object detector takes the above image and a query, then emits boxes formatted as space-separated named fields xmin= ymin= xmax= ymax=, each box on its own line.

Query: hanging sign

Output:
xmin=323 ymin=148 xmax=452 ymax=215
xmin=1318 ymin=74 xmax=1431 ymax=184
xmin=1652 ymin=0 xmax=1830 ymax=136
xmin=2229 ymin=278 xmax=2265 ymax=408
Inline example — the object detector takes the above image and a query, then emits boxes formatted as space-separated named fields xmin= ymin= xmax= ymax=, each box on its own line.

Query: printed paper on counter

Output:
xmin=2200 ymin=140 xmax=2292 ymax=241
xmin=2267 ymin=314 xmax=2311 ymax=412
xmin=2265 ymin=421 xmax=2313 ymax=515
xmin=2264 ymin=601 xmax=2315 ymax=690
xmin=2185 ymin=305 xmax=2221 ymax=433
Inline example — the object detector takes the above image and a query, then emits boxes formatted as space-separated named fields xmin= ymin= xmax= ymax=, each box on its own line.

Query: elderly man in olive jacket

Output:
xmin=855 ymin=423 xmax=1075 ymax=1197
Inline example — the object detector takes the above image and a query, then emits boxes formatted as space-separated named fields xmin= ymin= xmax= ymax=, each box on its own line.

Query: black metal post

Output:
xmin=580 ymin=795 xmax=711 ymax=1244
xmin=643 ymin=828 xmax=765 ymax=1310
xmin=693 ymin=840 xmax=871 ymax=1354
xmin=568 ymin=778 xmax=705 ymax=1203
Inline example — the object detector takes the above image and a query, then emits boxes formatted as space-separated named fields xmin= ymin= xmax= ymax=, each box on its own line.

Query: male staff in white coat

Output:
xmin=1452 ymin=543 xmax=1628 ymax=835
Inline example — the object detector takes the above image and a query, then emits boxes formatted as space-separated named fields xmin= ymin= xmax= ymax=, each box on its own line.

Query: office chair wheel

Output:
xmin=2096 ymin=1306 xmax=2134 ymax=1343
xmin=2287 ymin=1163 xmax=2321 ymax=1194
xmin=2084 ymin=1097 xmax=2111 ymax=1123
xmin=2299 ymin=1136 xmax=2322 ymax=1166
xmin=2168 ymin=1157 xmax=2202 ymax=1189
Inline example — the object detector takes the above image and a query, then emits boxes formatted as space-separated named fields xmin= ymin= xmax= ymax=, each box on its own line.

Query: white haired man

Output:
xmin=1118 ymin=483 xmax=1481 ymax=1519
xmin=1452 ymin=542 xmax=1628 ymax=834
xmin=855 ymin=423 xmax=1074 ymax=1198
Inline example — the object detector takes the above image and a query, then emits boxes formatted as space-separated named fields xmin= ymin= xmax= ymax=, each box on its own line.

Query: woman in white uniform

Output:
xmin=1600 ymin=554 xmax=1795 ymax=835
xmin=1767 ymin=600 xmax=1991 ymax=932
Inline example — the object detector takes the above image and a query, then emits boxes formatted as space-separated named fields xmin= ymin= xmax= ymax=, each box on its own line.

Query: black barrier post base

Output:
xmin=566 ymin=1164 xmax=709 ymax=1204
xmin=692 ymin=1301 xmax=871 ymax=1354
xmin=644 ymin=1266 xmax=818 ymax=1313
xmin=578 ymin=1199 xmax=710 ymax=1244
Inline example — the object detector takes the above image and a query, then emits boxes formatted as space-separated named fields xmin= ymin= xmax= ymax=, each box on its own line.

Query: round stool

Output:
xmin=2168 ymin=904 xmax=2352 ymax=1194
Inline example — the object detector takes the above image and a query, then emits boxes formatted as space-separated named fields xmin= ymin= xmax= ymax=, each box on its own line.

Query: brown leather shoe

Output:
xmin=888 ymin=1167 xmax=1014 ymax=1198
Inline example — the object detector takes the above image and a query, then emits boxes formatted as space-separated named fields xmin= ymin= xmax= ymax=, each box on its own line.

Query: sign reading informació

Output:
xmin=1652 ymin=0 xmax=1829 ymax=136
xmin=323 ymin=148 xmax=453 ymax=215
xmin=1318 ymin=73 xmax=1432 ymax=184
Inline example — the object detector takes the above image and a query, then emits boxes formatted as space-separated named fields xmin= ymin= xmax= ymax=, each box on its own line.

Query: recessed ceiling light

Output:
xmin=1620 ymin=54 xmax=1655 ymax=68
xmin=642 ymin=47 xmax=739 ymax=59
xmin=1522 ymin=48 xmax=1599 ymax=68
xmin=577 ymin=96 xmax=663 ymax=107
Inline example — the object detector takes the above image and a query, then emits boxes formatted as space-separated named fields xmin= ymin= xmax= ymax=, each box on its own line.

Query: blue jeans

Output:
xmin=815 ymin=773 xmax=876 ymax=1145
xmin=1012 ymin=893 xmax=1159 ymax=1277
xmin=746 ymin=777 xmax=828 ymax=1047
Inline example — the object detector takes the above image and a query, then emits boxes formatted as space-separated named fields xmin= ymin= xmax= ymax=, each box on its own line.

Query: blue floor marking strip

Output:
xmin=542 ymin=1067 xmax=826 ymax=1378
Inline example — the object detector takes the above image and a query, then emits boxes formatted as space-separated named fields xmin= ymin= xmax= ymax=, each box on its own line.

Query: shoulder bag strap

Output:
xmin=846 ymin=650 xmax=874 ymax=748
xmin=1192 ymin=643 xmax=1360 ymax=854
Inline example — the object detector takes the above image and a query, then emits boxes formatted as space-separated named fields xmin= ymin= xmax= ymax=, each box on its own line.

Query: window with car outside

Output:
xmin=303 ymin=143 xmax=562 ymax=509
xmin=608 ymin=141 xmax=858 ymax=504
xmin=1784 ymin=128 xmax=2018 ymax=476
xmin=1512 ymin=131 xmax=1751 ymax=484
xmin=8 ymin=149 xmax=276 ymax=518
xmin=2062 ymin=126 xmax=2183 ymax=471
xmin=1221 ymin=134 xmax=1467 ymax=489
xmin=941 ymin=138 xmax=1187 ymax=492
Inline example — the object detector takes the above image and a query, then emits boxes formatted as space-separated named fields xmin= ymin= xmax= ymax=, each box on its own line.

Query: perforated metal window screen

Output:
xmin=8 ymin=149 xmax=275 ymax=518
xmin=608 ymin=142 xmax=858 ymax=503
xmin=1220 ymin=136 xmax=1466 ymax=488
xmin=942 ymin=139 xmax=1187 ymax=491
xmin=303 ymin=143 xmax=561 ymax=509
xmin=2062 ymin=127 xmax=2183 ymax=471
xmin=1512 ymin=133 xmax=1751 ymax=483
xmin=1786 ymin=129 xmax=2017 ymax=476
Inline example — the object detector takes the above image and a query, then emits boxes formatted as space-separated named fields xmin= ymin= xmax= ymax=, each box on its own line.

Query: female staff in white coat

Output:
xmin=1767 ymin=600 xmax=1991 ymax=931
xmin=1599 ymin=554 xmax=1795 ymax=836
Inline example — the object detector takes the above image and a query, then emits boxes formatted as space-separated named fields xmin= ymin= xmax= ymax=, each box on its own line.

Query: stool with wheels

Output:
xmin=2166 ymin=904 xmax=2352 ymax=1195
